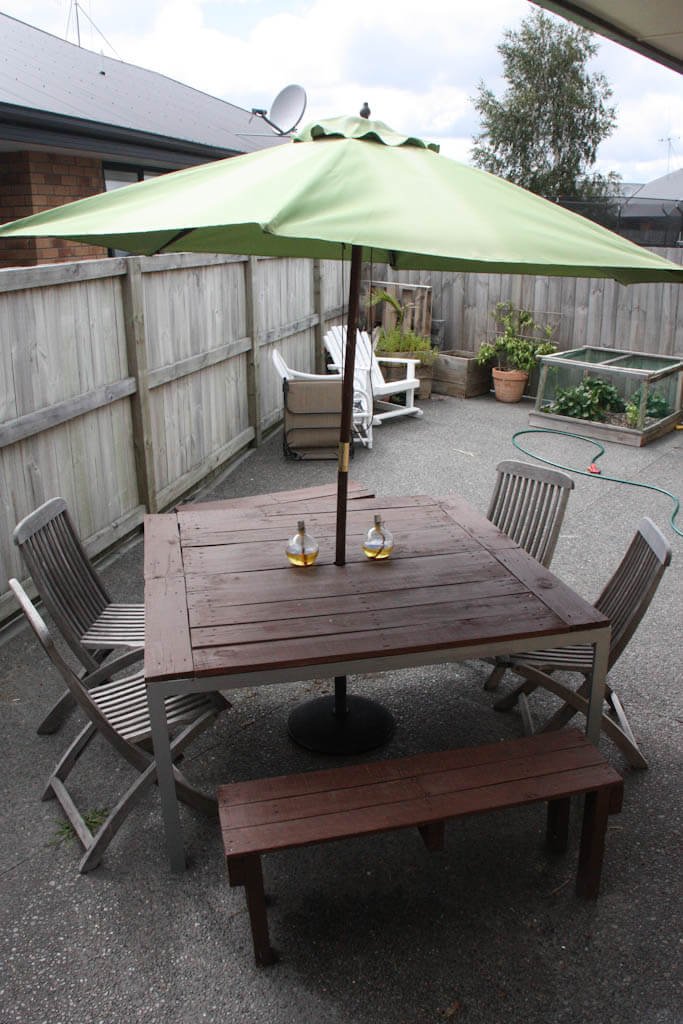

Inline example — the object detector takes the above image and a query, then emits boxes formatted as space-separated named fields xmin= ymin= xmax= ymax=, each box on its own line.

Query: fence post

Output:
xmin=121 ymin=257 xmax=158 ymax=512
xmin=313 ymin=260 xmax=325 ymax=373
xmin=244 ymin=256 xmax=262 ymax=447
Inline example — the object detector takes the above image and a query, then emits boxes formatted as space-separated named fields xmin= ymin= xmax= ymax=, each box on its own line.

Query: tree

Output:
xmin=471 ymin=10 xmax=619 ymax=202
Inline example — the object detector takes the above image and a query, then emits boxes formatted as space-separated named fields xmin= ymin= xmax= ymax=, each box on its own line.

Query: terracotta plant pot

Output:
xmin=492 ymin=367 xmax=528 ymax=403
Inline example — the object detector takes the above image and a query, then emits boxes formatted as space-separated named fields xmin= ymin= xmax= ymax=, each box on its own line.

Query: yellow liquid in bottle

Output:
xmin=286 ymin=549 xmax=319 ymax=567
xmin=362 ymin=541 xmax=393 ymax=560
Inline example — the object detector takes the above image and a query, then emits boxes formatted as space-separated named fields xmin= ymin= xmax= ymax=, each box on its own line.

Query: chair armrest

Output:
xmin=286 ymin=367 xmax=342 ymax=381
xmin=375 ymin=356 xmax=420 ymax=371
xmin=81 ymin=648 xmax=145 ymax=687
xmin=328 ymin=360 xmax=373 ymax=375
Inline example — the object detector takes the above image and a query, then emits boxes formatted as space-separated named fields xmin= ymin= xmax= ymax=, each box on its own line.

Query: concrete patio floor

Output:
xmin=2 ymin=391 xmax=681 ymax=1024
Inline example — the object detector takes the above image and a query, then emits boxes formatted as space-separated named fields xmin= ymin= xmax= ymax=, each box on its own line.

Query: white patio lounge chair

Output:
xmin=323 ymin=325 xmax=423 ymax=426
xmin=271 ymin=348 xmax=373 ymax=449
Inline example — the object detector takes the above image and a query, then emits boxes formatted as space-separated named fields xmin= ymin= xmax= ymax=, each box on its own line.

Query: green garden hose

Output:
xmin=511 ymin=428 xmax=682 ymax=538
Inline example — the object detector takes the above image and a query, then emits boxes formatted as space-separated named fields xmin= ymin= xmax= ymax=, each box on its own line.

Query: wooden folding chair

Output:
xmin=483 ymin=461 xmax=574 ymax=690
xmin=13 ymin=497 xmax=145 ymax=734
xmin=10 ymin=577 xmax=229 ymax=873
xmin=492 ymin=518 xmax=672 ymax=768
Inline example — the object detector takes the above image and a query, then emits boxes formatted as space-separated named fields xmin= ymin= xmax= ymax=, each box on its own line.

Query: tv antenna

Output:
xmin=658 ymin=134 xmax=680 ymax=174
xmin=65 ymin=2 xmax=121 ymax=59
xmin=251 ymin=85 xmax=307 ymax=136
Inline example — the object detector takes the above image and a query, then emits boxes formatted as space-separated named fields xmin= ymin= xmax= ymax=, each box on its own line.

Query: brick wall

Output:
xmin=0 ymin=151 xmax=108 ymax=268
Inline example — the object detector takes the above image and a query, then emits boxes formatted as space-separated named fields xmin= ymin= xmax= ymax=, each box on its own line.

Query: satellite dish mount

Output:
xmin=252 ymin=85 xmax=307 ymax=135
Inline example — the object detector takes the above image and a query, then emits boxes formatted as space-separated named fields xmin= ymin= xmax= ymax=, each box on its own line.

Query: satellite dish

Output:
xmin=252 ymin=84 xmax=307 ymax=135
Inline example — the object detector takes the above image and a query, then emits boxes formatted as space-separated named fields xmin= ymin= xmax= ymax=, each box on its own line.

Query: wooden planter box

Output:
xmin=380 ymin=355 xmax=433 ymax=399
xmin=528 ymin=408 xmax=681 ymax=447
xmin=432 ymin=350 xmax=491 ymax=398
xmin=532 ymin=346 xmax=683 ymax=447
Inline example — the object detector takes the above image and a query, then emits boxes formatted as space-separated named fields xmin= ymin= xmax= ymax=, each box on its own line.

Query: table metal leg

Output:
xmin=586 ymin=631 xmax=609 ymax=745
xmin=147 ymin=685 xmax=186 ymax=872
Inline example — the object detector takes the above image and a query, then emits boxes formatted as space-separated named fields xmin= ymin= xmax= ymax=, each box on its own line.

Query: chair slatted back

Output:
xmin=324 ymin=326 xmax=380 ymax=390
xmin=7 ymin=576 xmax=134 ymax=753
xmin=595 ymin=517 xmax=672 ymax=670
xmin=13 ymin=498 xmax=110 ymax=667
xmin=487 ymin=461 xmax=574 ymax=568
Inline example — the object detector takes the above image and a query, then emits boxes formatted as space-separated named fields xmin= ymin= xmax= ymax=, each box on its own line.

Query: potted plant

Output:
xmin=476 ymin=302 xmax=557 ymax=403
xmin=369 ymin=289 xmax=439 ymax=398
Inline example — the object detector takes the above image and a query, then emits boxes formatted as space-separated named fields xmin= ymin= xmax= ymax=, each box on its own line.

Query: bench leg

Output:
xmin=418 ymin=821 xmax=445 ymax=851
xmin=576 ymin=789 xmax=611 ymax=900
xmin=546 ymin=797 xmax=570 ymax=853
xmin=228 ymin=854 xmax=277 ymax=966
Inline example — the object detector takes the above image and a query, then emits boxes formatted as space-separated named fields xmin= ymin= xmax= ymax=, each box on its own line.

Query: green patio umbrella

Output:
xmin=1 ymin=113 xmax=681 ymax=563
xmin=2 ymin=117 xmax=679 ymax=565
xmin=3 ymin=112 xmax=681 ymax=752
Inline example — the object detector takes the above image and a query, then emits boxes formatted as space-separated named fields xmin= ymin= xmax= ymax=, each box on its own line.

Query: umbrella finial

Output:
xmin=360 ymin=102 xmax=370 ymax=119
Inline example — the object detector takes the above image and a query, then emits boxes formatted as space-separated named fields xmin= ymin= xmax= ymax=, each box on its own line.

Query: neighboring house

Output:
xmin=617 ymin=168 xmax=683 ymax=248
xmin=0 ymin=13 xmax=285 ymax=268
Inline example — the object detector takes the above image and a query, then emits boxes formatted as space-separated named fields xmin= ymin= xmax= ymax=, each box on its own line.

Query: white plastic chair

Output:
xmin=324 ymin=325 xmax=423 ymax=426
xmin=271 ymin=348 xmax=373 ymax=448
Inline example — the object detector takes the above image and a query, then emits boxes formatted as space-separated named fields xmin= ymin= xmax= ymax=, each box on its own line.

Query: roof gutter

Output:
xmin=0 ymin=103 xmax=241 ymax=168
xmin=531 ymin=1 xmax=683 ymax=75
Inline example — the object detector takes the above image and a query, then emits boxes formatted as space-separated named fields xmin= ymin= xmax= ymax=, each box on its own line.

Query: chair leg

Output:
xmin=42 ymin=722 xmax=98 ymax=801
xmin=493 ymin=674 xmax=540 ymax=711
xmin=172 ymin=766 xmax=217 ymax=816
xmin=483 ymin=660 xmax=509 ymax=691
xmin=537 ymin=680 xmax=649 ymax=770
xmin=37 ymin=690 xmax=76 ymax=735
xmin=78 ymin=760 xmax=159 ymax=873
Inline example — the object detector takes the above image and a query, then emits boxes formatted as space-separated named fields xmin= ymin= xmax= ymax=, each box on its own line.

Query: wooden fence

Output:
xmin=1 ymin=246 xmax=681 ymax=625
xmin=389 ymin=247 xmax=683 ymax=356
xmin=0 ymin=253 xmax=345 ymax=623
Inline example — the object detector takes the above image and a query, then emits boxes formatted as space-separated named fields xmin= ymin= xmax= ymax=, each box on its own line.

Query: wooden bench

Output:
xmin=218 ymin=729 xmax=623 ymax=965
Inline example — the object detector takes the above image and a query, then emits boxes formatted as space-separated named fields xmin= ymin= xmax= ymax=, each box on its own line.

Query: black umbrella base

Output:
xmin=287 ymin=694 xmax=395 ymax=755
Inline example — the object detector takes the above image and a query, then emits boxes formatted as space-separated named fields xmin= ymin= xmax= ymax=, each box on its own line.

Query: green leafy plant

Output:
xmin=374 ymin=325 xmax=439 ymax=365
xmin=625 ymin=387 xmax=670 ymax=426
xmin=368 ymin=288 xmax=439 ymax=365
xmin=476 ymin=302 xmax=557 ymax=373
xmin=367 ymin=288 xmax=405 ymax=328
xmin=550 ymin=376 xmax=625 ymax=422
xmin=51 ymin=808 xmax=109 ymax=845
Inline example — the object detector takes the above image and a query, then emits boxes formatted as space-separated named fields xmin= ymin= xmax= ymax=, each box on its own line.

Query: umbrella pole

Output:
xmin=287 ymin=243 xmax=394 ymax=754
xmin=335 ymin=244 xmax=363 ymax=567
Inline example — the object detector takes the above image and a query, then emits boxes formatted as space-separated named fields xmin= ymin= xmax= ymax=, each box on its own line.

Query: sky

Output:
xmin=2 ymin=0 xmax=682 ymax=185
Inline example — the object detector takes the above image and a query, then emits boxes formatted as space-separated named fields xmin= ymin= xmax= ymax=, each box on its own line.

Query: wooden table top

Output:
xmin=144 ymin=483 xmax=609 ymax=686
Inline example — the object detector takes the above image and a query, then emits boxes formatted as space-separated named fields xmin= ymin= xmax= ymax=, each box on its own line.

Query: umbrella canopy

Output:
xmin=2 ymin=114 xmax=681 ymax=563
xmin=1 ymin=114 xmax=681 ymax=284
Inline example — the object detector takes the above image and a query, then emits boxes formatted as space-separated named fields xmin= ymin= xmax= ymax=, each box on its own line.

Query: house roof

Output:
xmin=620 ymin=168 xmax=683 ymax=219
xmin=531 ymin=1 xmax=683 ymax=74
xmin=0 ymin=13 xmax=285 ymax=167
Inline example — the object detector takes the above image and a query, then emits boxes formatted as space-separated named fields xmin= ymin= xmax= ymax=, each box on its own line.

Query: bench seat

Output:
xmin=218 ymin=729 xmax=623 ymax=965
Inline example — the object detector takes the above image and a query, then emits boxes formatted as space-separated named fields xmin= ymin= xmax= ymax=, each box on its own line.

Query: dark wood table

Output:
xmin=144 ymin=483 xmax=610 ymax=871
